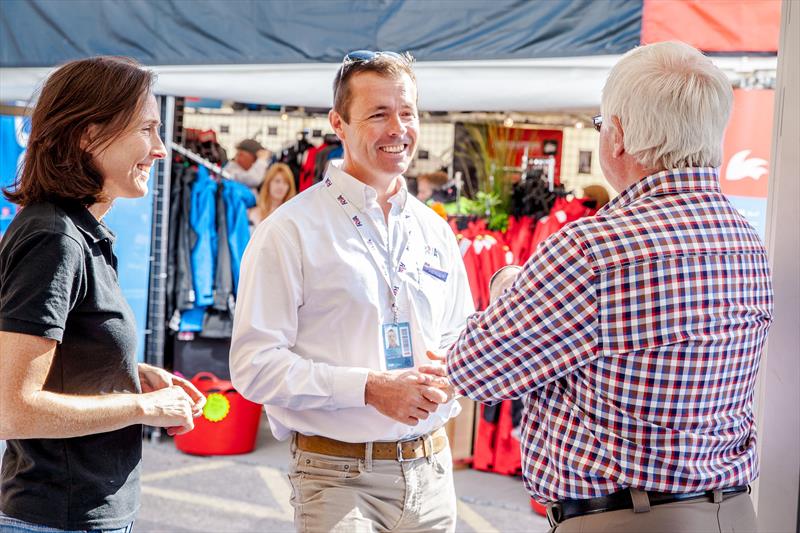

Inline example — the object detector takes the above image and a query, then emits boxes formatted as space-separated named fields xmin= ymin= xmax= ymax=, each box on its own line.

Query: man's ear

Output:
xmin=610 ymin=116 xmax=625 ymax=158
xmin=328 ymin=109 xmax=345 ymax=142
xmin=80 ymin=124 xmax=100 ymax=152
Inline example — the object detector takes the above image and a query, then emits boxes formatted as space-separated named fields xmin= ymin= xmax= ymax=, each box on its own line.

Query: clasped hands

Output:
xmin=137 ymin=363 xmax=206 ymax=436
xmin=365 ymin=351 xmax=454 ymax=426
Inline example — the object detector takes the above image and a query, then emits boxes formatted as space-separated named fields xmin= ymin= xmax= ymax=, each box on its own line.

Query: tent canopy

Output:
xmin=0 ymin=0 xmax=779 ymax=111
xmin=1 ymin=0 xmax=641 ymax=67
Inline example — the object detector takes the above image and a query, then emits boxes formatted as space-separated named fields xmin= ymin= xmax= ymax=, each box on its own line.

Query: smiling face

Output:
xmin=329 ymin=71 xmax=419 ymax=185
xmin=90 ymin=94 xmax=166 ymax=201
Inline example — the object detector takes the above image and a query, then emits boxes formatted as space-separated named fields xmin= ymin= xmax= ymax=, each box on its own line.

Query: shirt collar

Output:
xmin=599 ymin=167 xmax=721 ymax=214
xmin=60 ymin=200 xmax=116 ymax=244
xmin=326 ymin=160 xmax=409 ymax=213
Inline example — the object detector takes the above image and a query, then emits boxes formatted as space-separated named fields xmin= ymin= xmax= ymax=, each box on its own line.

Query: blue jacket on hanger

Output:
xmin=222 ymin=180 xmax=256 ymax=294
xmin=189 ymin=166 xmax=218 ymax=307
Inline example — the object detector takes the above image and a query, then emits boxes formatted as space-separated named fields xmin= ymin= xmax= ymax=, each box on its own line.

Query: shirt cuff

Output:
xmin=331 ymin=366 xmax=370 ymax=408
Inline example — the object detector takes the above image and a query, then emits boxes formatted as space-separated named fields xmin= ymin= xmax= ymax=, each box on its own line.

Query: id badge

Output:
xmin=382 ymin=322 xmax=414 ymax=370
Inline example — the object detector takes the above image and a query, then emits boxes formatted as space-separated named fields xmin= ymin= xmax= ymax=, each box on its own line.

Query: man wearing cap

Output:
xmin=230 ymin=50 xmax=473 ymax=532
xmin=223 ymin=138 xmax=269 ymax=193
xmin=437 ymin=41 xmax=773 ymax=533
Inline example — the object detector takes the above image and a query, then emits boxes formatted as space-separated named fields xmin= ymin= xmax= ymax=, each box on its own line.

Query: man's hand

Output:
xmin=417 ymin=350 xmax=456 ymax=402
xmin=489 ymin=265 xmax=522 ymax=303
xmin=365 ymin=370 xmax=449 ymax=426
xmin=137 ymin=363 xmax=206 ymax=418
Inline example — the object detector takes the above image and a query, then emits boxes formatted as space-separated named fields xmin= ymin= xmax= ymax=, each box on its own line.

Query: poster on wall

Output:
xmin=0 ymin=114 xmax=153 ymax=362
xmin=0 ymin=115 xmax=28 ymax=238
xmin=719 ymin=89 xmax=774 ymax=240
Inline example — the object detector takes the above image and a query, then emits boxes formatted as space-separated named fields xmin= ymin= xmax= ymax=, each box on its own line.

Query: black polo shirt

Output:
xmin=0 ymin=201 xmax=141 ymax=530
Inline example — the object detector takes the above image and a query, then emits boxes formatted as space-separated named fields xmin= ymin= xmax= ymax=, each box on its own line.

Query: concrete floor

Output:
xmin=135 ymin=417 xmax=550 ymax=532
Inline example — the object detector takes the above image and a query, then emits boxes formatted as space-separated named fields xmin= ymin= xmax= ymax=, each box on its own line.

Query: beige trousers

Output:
xmin=288 ymin=439 xmax=456 ymax=533
xmin=549 ymin=490 xmax=757 ymax=533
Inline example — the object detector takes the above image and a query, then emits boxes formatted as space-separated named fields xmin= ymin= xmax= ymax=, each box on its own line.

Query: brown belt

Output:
xmin=295 ymin=427 xmax=448 ymax=462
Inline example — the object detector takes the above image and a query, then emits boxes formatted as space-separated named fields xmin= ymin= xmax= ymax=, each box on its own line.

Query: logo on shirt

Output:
xmin=337 ymin=194 xmax=348 ymax=205
xmin=398 ymin=262 xmax=406 ymax=273
xmin=352 ymin=215 xmax=363 ymax=227
xmin=325 ymin=177 xmax=332 ymax=187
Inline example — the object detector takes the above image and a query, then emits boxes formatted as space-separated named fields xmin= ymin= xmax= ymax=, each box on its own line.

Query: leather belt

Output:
xmin=295 ymin=427 xmax=447 ymax=462
xmin=553 ymin=485 xmax=749 ymax=523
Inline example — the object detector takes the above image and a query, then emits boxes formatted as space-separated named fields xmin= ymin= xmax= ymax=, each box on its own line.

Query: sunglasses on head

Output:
xmin=343 ymin=50 xmax=404 ymax=63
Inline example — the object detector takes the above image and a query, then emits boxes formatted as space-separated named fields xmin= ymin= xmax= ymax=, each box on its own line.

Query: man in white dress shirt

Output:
xmin=230 ymin=50 xmax=474 ymax=532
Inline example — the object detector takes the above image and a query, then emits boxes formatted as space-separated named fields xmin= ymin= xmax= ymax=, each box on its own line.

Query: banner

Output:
xmin=720 ymin=89 xmax=774 ymax=239
xmin=0 ymin=115 xmax=28 ymax=239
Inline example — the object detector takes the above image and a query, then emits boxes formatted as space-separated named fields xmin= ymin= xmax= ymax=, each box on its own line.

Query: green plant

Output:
xmin=455 ymin=122 xmax=524 ymax=223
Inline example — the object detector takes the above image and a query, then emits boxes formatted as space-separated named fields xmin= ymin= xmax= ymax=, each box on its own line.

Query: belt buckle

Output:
xmin=396 ymin=439 xmax=411 ymax=462
xmin=423 ymin=433 xmax=434 ymax=464
xmin=396 ymin=435 xmax=425 ymax=463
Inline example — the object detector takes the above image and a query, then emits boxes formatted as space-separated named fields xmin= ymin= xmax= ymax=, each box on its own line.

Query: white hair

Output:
xmin=601 ymin=41 xmax=733 ymax=170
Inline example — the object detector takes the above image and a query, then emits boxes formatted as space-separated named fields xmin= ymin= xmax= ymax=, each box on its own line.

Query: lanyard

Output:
xmin=323 ymin=175 xmax=413 ymax=324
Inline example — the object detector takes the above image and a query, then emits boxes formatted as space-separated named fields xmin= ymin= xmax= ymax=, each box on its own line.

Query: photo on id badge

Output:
xmin=383 ymin=322 xmax=414 ymax=370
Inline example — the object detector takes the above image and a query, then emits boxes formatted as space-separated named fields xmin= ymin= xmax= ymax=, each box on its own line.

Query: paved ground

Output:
xmin=135 ymin=418 xmax=550 ymax=533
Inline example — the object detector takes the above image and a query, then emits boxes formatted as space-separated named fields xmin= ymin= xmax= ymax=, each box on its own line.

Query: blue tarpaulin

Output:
xmin=1 ymin=0 xmax=641 ymax=67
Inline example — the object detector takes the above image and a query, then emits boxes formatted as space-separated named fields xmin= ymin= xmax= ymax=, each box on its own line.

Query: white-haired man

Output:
xmin=438 ymin=41 xmax=774 ymax=532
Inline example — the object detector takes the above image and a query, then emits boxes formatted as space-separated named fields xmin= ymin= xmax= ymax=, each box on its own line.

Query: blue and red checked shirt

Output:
xmin=447 ymin=167 xmax=774 ymax=502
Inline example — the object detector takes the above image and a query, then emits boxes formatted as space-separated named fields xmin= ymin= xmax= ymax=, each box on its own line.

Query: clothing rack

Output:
xmin=169 ymin=141 xmax=233 ymax=180
xmin=528 ymin=157 xmax=556 ymax=192
xmin=499 ymin=147 xmax=557 ymax=192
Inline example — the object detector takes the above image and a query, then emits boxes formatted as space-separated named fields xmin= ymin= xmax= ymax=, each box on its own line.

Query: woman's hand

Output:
xmin=137 ymin=363 xmax=206 ymax=417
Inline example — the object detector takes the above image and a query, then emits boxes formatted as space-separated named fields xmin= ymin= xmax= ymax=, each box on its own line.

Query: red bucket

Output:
xmin=174 ymin=372 xmax=262 ymax=455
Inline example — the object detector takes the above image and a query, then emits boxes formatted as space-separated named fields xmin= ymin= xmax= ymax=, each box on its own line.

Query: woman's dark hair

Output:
xmin=4 ymin=56 xmax=155 ymax=206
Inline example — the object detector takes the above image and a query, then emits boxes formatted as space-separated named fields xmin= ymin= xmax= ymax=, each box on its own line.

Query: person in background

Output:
xmin=0 ymin=56 xmax=205 ymax=533
xmin=248 ymin=162 xmax=297 ymax=227
xmin=436 ymin=41 xmax=773 ymax=533
xmin=415 ymin=170 xmax=449 ymax=204
xmin=223 ymin=138 xmax=269 ymax=193
xmin=230 ymin=49 xmax=474 ymax=532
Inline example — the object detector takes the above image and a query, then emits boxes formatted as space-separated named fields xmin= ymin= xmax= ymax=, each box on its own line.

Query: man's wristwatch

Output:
xmin=489 ymin=265 xmax=522 ymax=292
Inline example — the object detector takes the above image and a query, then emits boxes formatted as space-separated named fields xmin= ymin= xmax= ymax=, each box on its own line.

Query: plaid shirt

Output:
xmin=447 ymin=168 xmax=774 ymax=502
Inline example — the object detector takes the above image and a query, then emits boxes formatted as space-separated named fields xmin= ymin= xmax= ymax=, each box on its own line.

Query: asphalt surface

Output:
xmin=134 ymin=418 xmax=550 ymax=533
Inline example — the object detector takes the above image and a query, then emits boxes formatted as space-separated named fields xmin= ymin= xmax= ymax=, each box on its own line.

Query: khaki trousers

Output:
xmin=288 ymin=438 xmax=456 ymax=533
xmin=549 ymin=490 xmax=757 ymax=533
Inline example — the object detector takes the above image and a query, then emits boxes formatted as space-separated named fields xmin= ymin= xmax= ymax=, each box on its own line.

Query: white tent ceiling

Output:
xmin=0 ymin=55 xmax=776 ymax=112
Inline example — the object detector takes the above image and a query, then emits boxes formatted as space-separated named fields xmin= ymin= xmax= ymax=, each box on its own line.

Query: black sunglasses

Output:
xmin=592 ymin=114 xmax=603 ymax=132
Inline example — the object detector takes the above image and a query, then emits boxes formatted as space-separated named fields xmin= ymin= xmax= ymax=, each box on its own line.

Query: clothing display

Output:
xmin=229 ymin=160 xmax=475 ymax=443
xmin=296 ymin=134 xmax=343 ymax=192
xmin=166 ymin=153 xmax=256 ymax=339
xmin=450 ymin=196 xmax=596 ymax=311
xmin=276 ymin=131 xmax=313 ymax=190
xmin=448 ymin=167 xmax=773 ymax=502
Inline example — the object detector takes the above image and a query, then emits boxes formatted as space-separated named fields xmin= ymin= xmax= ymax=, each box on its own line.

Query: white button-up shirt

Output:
xmin=230 ymin=161 xmax=475 ymax=442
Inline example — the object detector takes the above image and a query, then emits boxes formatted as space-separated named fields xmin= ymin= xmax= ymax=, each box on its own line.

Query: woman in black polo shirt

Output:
xmin=0 ymin=57 xmax=206 ymax=532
